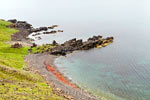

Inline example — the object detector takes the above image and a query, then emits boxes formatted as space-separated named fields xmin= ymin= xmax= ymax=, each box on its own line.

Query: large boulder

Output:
xmin=50 ymin=46 xmax=66 ymax=56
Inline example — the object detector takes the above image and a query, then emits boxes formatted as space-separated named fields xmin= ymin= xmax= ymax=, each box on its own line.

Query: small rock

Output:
xmin=11 ymin=43 xmax=22 ymax=48
xmin=48 ymin=26 xmax=54 ymax=29
xmin=52 ymin=40 xmax=57 ymax=46
xmin=52 ymin=25 xmax=58 ymax=28
xmin=31 ymin=43 xmax=37 ymax=48
xmin=58 ymin=30 xmax=63 ymax=32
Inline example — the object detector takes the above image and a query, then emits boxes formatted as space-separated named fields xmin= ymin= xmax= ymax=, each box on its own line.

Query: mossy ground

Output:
xmin=31 ymin=44 xmax=55 ymax=54
xmin=0 ymin=20 xmax=65 ymax=99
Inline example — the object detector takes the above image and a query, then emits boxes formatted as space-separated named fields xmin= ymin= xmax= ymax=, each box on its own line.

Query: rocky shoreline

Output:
xmin=8 ymin=19 xmax=62 ymax=42
xmin=8 ymin=19 xmax=114 ymax=56
xmin=8 ymin=19 xmax=114 ymax=100
xmin=49 ymin=36 xmax=113 ymax=56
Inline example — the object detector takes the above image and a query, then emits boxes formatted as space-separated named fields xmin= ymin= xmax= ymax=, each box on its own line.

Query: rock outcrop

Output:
xmin=29 ymin=27 xmax=48 ymax=33
xmin=8 ymin=20 xmax=32 ymax=29
xmin=8 ymin=19 xmax=33 ymax=41
xmin=8 ymin=19 xmax=63 ymax=42
xmin=43 ymin=31 xmax=57 ymax=34
xmin=50 ymin=35 xmax=114 ymax=56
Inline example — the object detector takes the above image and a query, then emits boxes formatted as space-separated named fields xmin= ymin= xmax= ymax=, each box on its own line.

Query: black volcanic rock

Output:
xmin=43 ymin=31 xmax=57 ymax=34
xmin=39 ymin=27 xmax=48 ymax=31
xmin=15 ymin=21 xmax=32 ymax=29
xmin=8 ymin=19 xmax=17 ymax=23
xmin=49 ymin=35 xmax=114 ymax=56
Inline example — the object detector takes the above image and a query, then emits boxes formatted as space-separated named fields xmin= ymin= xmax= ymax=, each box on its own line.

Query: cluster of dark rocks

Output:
xmin=29 ymin=25 xmax=60 ymax=34
xmin=8 ymin=19 xmax=33 ymax=41
xmin=8 ymin=19 xmax=114 ymax=56
xmin=8 ymin=19 xmax=32 ymax=29
xmin=8 ymin=19 xmax=63 ymax=41
xmin=29 ymin=27 xmax=48 ymax=33
xmin=50 ymin=35 xmax=114 ymax=56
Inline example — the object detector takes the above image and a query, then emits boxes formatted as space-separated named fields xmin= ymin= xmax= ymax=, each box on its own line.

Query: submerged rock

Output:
xmin=58 ymin=30 xmax=63 ymax=32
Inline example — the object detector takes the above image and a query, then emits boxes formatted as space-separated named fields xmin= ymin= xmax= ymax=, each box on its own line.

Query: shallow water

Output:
xmin=1 ymin=0 xmax=150 ymax=100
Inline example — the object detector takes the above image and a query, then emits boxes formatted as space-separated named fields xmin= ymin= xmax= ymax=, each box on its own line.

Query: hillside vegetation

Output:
xmin=0 ymin=20 xmax=65 ymax=100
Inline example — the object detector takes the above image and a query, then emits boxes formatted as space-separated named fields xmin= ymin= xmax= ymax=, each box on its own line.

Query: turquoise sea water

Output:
xmin=55 ymin=33 xmax=150 ymax=100
xmin=1 ymin=0 xmax=150 ymax=99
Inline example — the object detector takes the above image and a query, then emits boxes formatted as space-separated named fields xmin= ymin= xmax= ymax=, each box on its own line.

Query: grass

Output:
xmin=31 ymin=44 xmax=55 ymax=54
xmin=0 ymin=65 xmax=65 ymax=100
xmin=0 ymin=42 xmax=29 ymax=69
xmin=0 ymin=20 xmax=65 ymax=99
xmin=0 ymin=20 xmax=18 ymax=42
xmin=0 ymin=20 xmax=27 ymax=69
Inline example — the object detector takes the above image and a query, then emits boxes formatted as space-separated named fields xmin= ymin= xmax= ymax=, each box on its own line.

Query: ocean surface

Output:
xmin=1 ymin=0 xmax=150 ymax=100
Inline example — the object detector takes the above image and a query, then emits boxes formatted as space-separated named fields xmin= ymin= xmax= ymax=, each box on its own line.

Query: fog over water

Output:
xmin=1 ymin=0 xmax=150 ymax=100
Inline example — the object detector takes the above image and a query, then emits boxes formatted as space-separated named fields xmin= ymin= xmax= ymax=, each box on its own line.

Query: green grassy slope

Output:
xmin=0 ymin=20 xmax=27 ymax=69
xmin=0 ymin=20 xmax=65 ymax=100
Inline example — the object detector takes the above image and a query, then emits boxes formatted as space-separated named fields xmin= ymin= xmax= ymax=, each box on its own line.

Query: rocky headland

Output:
xmin=49 ymin=36 xmax=114 ymax=56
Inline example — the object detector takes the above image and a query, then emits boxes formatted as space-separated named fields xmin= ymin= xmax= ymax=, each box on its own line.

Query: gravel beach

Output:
xmin=26 ymin=53 xmax=100 ymax=100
